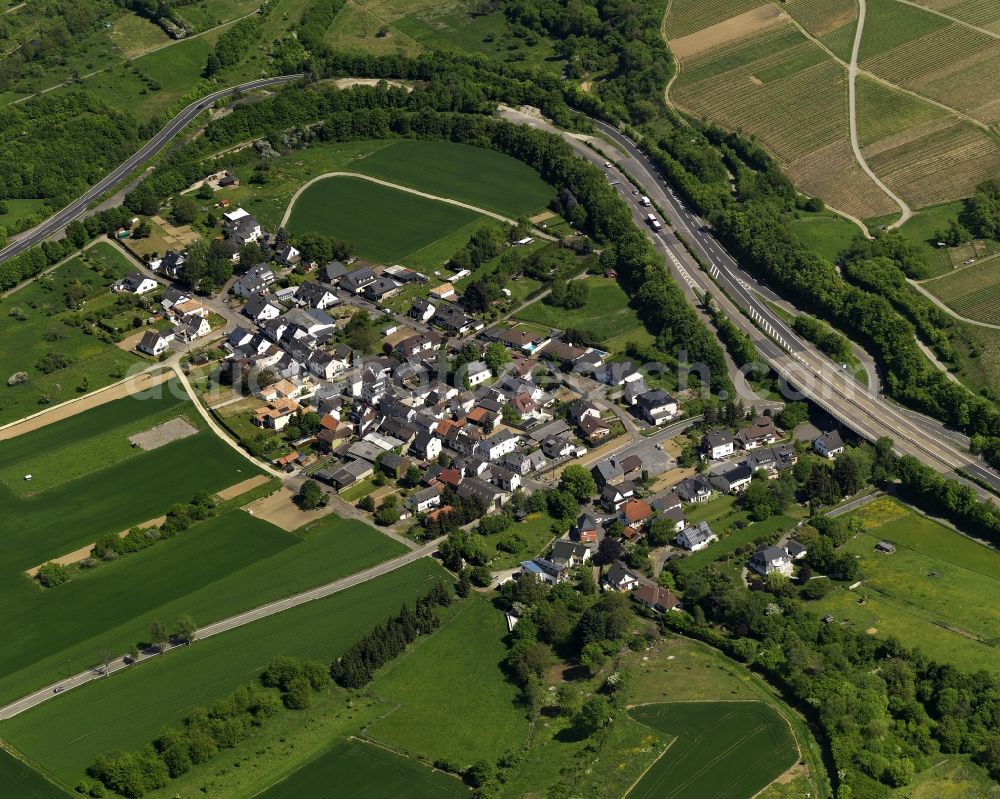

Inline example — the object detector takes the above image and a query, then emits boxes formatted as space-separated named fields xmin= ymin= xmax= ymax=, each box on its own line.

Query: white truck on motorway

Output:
xmin=641 ymin=195 xmax=651 ymax=207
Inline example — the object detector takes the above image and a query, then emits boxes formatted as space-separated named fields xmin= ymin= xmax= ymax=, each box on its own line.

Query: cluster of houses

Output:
xmin=702 ymin=417 xmax=844 ymax=467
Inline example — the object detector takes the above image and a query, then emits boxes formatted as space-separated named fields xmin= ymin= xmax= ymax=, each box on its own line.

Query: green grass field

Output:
xmin=0 ymin=404 xmax=201 ymax=496
xmin=0 ymin=749 xmax=67 ymax=798
xmin=286 ymin=176 xmax=484 ymax=264
xmin=808 ymin=497 xmax=1000 ymax=672
xmin=256 ymin=739 xmax=467 ymax=799
xmin=785 ymin=212 xmax=860 ymax=264
xmin=628 ymin=701 xmax=798 ymax=799
xmin=514 ymin=277 xmax=642 ymax=342
xmin=394 ymin=2 xmax=562 ymax=73
xmin=0 ymin=243 xmax=142 ymax=426
xmin=0 ymin=199 xmax=47 ymax=232
xmin=353 ymin=139 xmax=554 ymax=218
xmin=365 ymin=595 xmax=528 ymax=766
xmin=0 ymin=559 xmax=449 ymax=786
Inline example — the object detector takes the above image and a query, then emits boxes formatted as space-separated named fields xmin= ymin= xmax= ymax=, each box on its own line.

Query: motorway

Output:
xmin=0 ymin=74 xmax=302 ymax=266
xmin=499 ymin=109 xmax=1000 ymax=493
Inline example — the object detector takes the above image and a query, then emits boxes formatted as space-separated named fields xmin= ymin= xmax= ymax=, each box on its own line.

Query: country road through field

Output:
xmin=0 ymin=537 xmax=443 ymax=720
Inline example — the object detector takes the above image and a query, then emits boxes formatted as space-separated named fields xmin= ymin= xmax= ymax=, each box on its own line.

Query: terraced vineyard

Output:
xmin=669 ymin=20 xmax=897 ymax=218
xmin=859 ymin=0 xmax=1000 ymax=127
xmin=857 ymin=78 xmax=1000 ymax=207
xmin=664 ymin=0 xmax=1000 ymax=218
xmin=924 ymin=261 xmax=1000 ymax=325
xmin=664 ymin=0 xmax=769 ymax=39
xmin=910 ymin=0 xmax=1000 ymax=34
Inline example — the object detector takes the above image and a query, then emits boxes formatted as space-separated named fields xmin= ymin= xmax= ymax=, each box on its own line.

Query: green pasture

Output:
xmin=514 ymin=277 xmax=642 ymax=342
xmin=0 ymin=559 xmax=449 ymax=785
xmin=257 ymin=739 xmax=467 ymax=799
xmin=628 ymin=701 xmax=798 ymax=799
xmin=0 ymin=244 xmax=142 ymax=426
xmin=285 ymin=176 xmax=483 ymax=263
xmin=0 ymin=506 xmax=406 ymax=705
xmin=353 ymin=139 xmax=553 ymax=218
xmin=807 ymin=497 xmax=1000 ymax=672
xmin=0 ymin=405 xmax=201 ymax=496
xmin=366 ymin=595 xmax=528 ymax=766
xmin=173 ymin=0 xmax=260 ymax=31
xmin=395 ymin=3 xmax=561 ymax=73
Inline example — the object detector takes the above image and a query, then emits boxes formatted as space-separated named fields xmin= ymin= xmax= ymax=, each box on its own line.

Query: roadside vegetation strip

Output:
xmin=0 ymin=559 xmax=449 ymax=784
xmin=283 ymin=174 xmax=485 ymax=264
xmin=627 ymin=701 xmax=798 ymax=799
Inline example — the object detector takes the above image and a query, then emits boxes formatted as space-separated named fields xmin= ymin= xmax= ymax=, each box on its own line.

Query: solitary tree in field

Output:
xmin=149 ymin=620 xmax=169 ymax=652
xmin=298 ymin=479 xmax=324 ymax=510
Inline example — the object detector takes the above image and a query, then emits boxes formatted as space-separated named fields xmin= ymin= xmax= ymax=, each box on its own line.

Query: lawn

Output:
xmin=256 ymin=739 xmax=467 ymax=799
xmin=285 ymin=176 xmax=484 ymax=264
xmin=0 ymin=749 xmax=67 ymax=798
xmin=0 ymin=559 xmax=450 ymax=786
xmin=514 ymin=277 xmax=643 ymax=342
xmin=628 ymin=701 xmax=798 ymax=799
xmin=0 ymin=198 xmax=47 ymax=232
xmin=807 ymin=497 xmax=1000 ymax=673
xmin=353 ymin=139 xmax=554 ymax=218
xmin=785 ymin=212 xmax=859 ymax=265
xmin=480 ymin=511 xmax=560 ymax=570
xmin=365 ymin=594 xmax=529 ymax=766
xmin=0 ymin=243 xmax=142 ymax=426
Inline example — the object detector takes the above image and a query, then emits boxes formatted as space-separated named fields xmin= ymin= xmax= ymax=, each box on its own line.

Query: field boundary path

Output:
xmin=907 ymin=278 xmax=1000 ymax=330
xmin=278 ymin=172 xmax=556 ymax=241
xmin=0 ymin=537 xmax=444 ymax=721
xmin=849 ymin=0 xmax=912 ymax=230
xmin=0 ymin=369 xmax=171 ymax=441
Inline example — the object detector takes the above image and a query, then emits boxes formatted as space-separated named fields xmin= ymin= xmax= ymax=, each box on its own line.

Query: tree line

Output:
xmin=330 ymin=583 xmax=451 ymax=688
xmin=86 ymin=654 xmax=329 ymax=798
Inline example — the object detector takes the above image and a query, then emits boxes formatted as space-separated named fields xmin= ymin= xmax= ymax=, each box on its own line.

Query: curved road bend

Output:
xmin=0 ymin=537 xmax=442 ymax=720
xmin=500 ymin=108 xmax=1000 ymax=492
xmin=0 ymin=74 xmax=302 ymax=267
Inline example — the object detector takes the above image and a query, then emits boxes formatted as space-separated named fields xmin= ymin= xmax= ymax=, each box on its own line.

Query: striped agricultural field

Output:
xmin=664 ymin=0 xmax=770 ymax=39
xmin=856 ymin=77 xmax=1000 ymax=208
xmin=926 ymin=261 xmax=1000 ymax=325
xmin=859 ymin=0 xmax=1000 ymax=127
xmin=670 ymin=20 xmax=898 ymax=218
xmin=907 ymin=0 xmax=1000 ymax=33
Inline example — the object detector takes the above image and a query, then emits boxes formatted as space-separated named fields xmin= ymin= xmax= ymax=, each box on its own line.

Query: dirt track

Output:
xmin=243 ymin=486 xmax=335 ymax=532
xmin=0 ymin=371 xmax=173 ymax=442
xmin=215 ymin=474 xmax=271 ymax=501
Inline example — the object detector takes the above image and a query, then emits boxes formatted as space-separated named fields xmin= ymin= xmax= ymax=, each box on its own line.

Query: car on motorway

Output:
xmin=53 ymin=686 xmax=64 ymax=694
xmin=603 ymin=161 xmax=611 ymax=168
